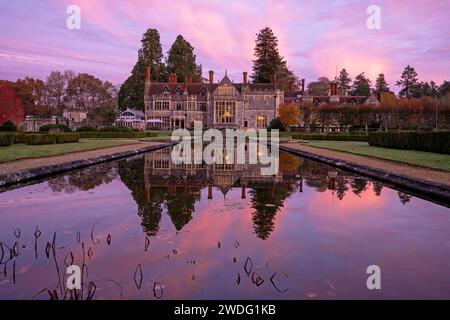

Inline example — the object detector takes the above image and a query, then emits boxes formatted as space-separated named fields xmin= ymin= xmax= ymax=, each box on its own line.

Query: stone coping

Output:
xmin=0 ymin=142 xmax=175 ymax=189
xmin=279 ymin=144 xmax=450 ymax=207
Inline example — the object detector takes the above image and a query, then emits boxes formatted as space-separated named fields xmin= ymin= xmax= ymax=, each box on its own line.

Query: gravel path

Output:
xmin=0 ymin=141 xmax=163 ymax=175
xmin=282 ymin=142 xmax=450 ymax=187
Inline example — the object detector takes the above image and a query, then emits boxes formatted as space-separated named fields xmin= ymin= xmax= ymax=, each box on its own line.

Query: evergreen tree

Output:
xmin=251 ymin=27 xmax=296 ymax=89
xmin=396 ymin=65 xmax=420 ymax=98
xmin=118 ymin=28 xmax=166 ymax=110
xmin=166 ymin=35 xmax=202 ymax=83
xmin=438 ymin=80 xmax=450 ymax=97
xmin=374 ymin=73 xmax=390 ymax=96
xmin=337 ymin=68 xmax=351 ymax=95
xmin=350 ymin=72 xmax=372 ymax=96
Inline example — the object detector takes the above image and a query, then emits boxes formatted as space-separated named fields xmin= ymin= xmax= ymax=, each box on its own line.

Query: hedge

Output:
xmin=25 ymin=134 xmax=57 ymax=145
xmin=0 ymin=133 xmax=14 ymax=147
xmin=39 ymin=124 xmax=72 ymax=132
xmin=0 ymin=120 xmax=17 ymax=132
xmin=368 ymin=131 xmax=450 ymax=154
xmin=79 ymin=131 xmax=146 ymax=139
xmin=76 ymin=126 xmax=97 ymax=132
xmin=99 ymin=126 xmax=131 ymax=132
xmin=292 ymin=133 xmax=368 ymax=141
xmin=25 ymin=133 xmax=80 ymax=145
xmin=55 ymin=133 xmax=80 ymax=143
xmin=14 ymin=133 xmax=25 ymax=144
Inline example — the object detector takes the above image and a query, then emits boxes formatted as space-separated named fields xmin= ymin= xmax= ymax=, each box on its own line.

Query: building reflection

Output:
xmin=42 ymin=146 xmax=414 ymax=239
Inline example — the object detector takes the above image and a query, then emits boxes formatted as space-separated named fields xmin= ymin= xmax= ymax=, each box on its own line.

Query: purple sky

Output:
xmin=0 ymin=0 xmax=449 ymax=88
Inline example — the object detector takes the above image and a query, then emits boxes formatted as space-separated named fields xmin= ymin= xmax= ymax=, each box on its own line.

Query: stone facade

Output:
xmin=144 ymin=68 xmax=284 ymax=130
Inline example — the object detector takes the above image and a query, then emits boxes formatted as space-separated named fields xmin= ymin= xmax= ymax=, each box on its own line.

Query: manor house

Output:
xmin=144 ymin=67 xmax=283 ymax=130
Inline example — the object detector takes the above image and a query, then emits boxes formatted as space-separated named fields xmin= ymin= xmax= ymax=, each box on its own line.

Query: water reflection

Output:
xmin=1 ymin=145 xmax=449 ymax=300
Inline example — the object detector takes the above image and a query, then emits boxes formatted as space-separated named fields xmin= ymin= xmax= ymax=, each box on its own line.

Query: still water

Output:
xmin=0 ymin=147 xmax=449 ymax=299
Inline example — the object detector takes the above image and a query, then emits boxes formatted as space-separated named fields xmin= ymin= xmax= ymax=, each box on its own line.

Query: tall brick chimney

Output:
xmin=271 ymin=74 xmax=277 ymax=84
xmin=169 ymin=73 xmax=177 ymax=84
xmin=145 ymin=66 xmax=151 ymax=82
xmin=209 ymin=70 xmax=214 ymax=84
xmin=301 ymin=79 xmax=305 ymax=94
xmin=243 ymin=71 xmax=248 ymax=85
xmin=330 ymin=81 xmax=338 ymax=95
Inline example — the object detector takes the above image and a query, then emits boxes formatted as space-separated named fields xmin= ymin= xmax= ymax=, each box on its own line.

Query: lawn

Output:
xmin=304 ymin=140 xmax=450 ymax=172
xmin=0 ymin=139 xmax=139 ymax=163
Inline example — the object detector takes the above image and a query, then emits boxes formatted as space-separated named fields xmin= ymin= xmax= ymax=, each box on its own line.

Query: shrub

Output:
xmin=76 ymin=126 xmax=97 ymax=132
xmin=39 ymin=124 xmax=72 ymax=132
xmin=368 ymin=131 xmax=450 ymax=154
xmin=55 ymin=133 xmax=80 ymax=143
xmin=99 ymin=126 xmax=131 ymax=132
xmin=292 ymin=133 xmax=368 ymax=141
xmin=14 ymin=133 xmax=25 ymax=144
xmin=145 ymin=131 xmax=158 ymax=137
xmin=0 ymin=133 xmax=14 ymax=147
xmin=25 ymin=133 xmax=57 ymax=145
xmin=0 ymin=120 xmax=17 ymax=132
xmin=79 ymin=131 xmax=146 ymax=139
xmin=268 ymin=118 xmax=285 ymax=131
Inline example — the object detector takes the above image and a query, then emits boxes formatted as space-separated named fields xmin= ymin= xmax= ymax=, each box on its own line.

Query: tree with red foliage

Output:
xmin=0 ymin=81 xmax=25 ymax=126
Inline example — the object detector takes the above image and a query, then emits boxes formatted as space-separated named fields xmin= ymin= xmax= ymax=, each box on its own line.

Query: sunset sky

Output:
xmin=0 ymin=0 xmax=449 ymax=88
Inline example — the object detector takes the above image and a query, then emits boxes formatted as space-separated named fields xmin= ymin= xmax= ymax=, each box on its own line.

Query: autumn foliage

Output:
xmin=0 ymin=81 xmax=25 ymax=126
xmin=279 ymin=102 xmax=301 ymax=130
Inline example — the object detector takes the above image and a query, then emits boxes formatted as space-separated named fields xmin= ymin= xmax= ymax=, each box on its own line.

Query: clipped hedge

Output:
xmin=0 ymin=133 xmax=14 ymax=147
xmin=25 ymin=134 xmax=57 ymax=145
xmin=99 ymin=126 xmax=131 ymax=132
xmin=39 ymin=124 xmax=72 ymax=132
xmin=368 ymin=131 xmax=450 ymax=154
xmin=79 ymin=131 xmax=146 ymax=139
xmin=14 ymin=133 xmax=26 ymax=144
xmin=292 ymin=133 xmax=368 ymax=141
xmin=55 ymin=133 xmax=80 ymax=143
xmin=76 ymin=125 xmax=97 ymax=132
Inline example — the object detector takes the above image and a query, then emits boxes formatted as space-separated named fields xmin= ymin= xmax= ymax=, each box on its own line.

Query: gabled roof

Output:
xmin=121 ymin=108 xmax=144 ymax=118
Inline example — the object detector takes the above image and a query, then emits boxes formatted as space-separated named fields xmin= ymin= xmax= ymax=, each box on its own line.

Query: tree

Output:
xmin=396 ymin=65 xmax=420 ymax=98
xmin=337 ymin=68 xmax=351 ymax=95
xmin=12 ymin=77 xmax=49 ymax=116
xmin=166 ymin=35 xmax=202 ymax=82
xmin=374 ymin=73 xmax=390 ymax=96
xmin=46 ymin=70 xmax=75 ymax=115
xmin=118 ymin=28 xmax=166 ymax=110
xmin=251 ymin=27 xmax=296 ymax=89
xmin=307 ymin=77 xmax=330 ymax=96
xmin=0 ymin=81 xmax=25 ymax=126
xmin=350 ymin=72 xmax=372 ymax=96
xmin=438 ymin=81 xmax=450 ymax=97
xmin=279 ymin=102 xmax=301 ymax=131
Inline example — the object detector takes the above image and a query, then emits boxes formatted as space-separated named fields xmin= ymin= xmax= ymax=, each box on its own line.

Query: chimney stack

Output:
xmin=243 ymin=72 xmax=248 ymax=85
xmin=169 ymin=73 xmax=177 ymax=84
xmin=209 ymin=70 xmax=214 ymax=84
xmin=146 ymin=66 xmax=151 ymax=82
xmin=330 ymin=81 xmax=338 ymax=96
xmin=301 ymin=79 xmax=305 ymax=94
xmin=271 ymin=74 xmax=277 ymax=84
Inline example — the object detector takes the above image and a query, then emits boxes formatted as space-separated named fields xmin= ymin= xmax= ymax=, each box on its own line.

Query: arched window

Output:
xmin=163 ymin=87 xmax=170 ymax=95
xmin=199 ymin=87 xmax=207 ymax=96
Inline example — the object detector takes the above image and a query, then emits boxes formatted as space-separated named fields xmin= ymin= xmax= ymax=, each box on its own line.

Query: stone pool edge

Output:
xmin=0 ymin=141 xmax=176 ymax=188
xmin=279 ymin=144 xmax=450 ymax=206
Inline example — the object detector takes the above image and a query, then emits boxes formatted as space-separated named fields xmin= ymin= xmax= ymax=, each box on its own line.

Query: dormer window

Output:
xmin=162 ymin=87 xmax=170 ymax=95
xmin=175 ymin=87 xmax=183 ymax=96
xmin=200 ymin=87 xmax=207 ymax=96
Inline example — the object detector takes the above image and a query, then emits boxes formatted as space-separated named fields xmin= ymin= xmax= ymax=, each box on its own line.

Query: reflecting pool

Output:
xmin=0 ymin=147 xmax=449 ymax=299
